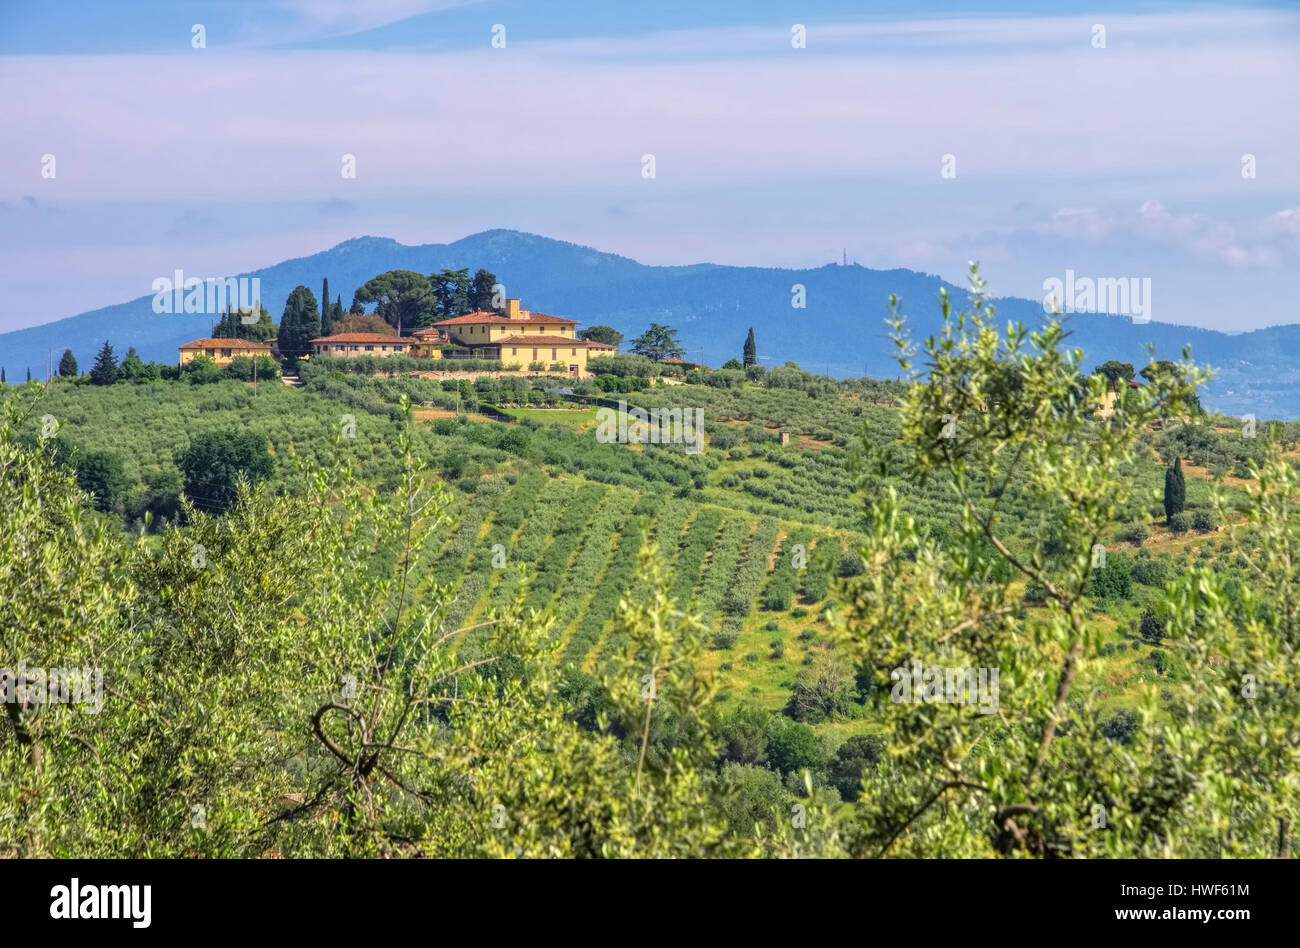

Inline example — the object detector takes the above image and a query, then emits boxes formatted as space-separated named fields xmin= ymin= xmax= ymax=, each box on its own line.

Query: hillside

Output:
xmin=1 ymin=229 xmax=1294 ymax=416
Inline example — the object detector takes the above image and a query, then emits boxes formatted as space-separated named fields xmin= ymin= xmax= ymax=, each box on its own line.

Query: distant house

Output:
xmin=1096 ymin=378 xmax=1142 ymax=418
xmin=428 ymin=299 xmax=598 ymax=377
xmin=585 ymin=340 xmax=617 ymax=358
xmin=178 ymin=337 xmax=273 ymax=367
xmin=308 ymin=332 xmax=428 ymax=359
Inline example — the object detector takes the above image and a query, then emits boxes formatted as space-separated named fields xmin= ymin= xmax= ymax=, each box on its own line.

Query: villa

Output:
xmin=178 ymin=337 xmax=274 ymax=367
xmin=427 ymin=299 xmax=611 ymax=377
xmin=308 ymin=331 xmax=442 ymax=359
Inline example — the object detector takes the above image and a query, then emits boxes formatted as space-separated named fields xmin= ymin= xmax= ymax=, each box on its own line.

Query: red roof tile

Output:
xmin=310 ymin=332 xmax=406 ymax=343
xmin=431 ymin=311 xmax=579 ymax=327
xmin=179 ymin=338 xmax=272 ymax=349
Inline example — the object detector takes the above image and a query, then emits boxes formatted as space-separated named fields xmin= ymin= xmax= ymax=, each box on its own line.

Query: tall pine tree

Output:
xmin=321 ymin=277 xmax=331 ymax=334
xmin=58 ymin=349 xmax=78 ymax=377
xmin=1163 ymin=455 xmax=1185 ymax=521
xmin=743 ymin=328 xmax=757 ymax=367
xmin=470 ymin=268 xmax=500 ymax=312
xmin=89 ymin=342 xmax=118 ymax=386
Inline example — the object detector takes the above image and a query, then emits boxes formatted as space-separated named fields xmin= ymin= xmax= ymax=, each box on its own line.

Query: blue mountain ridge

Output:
xmin=0 ymin=228 xmax=1290 ymax=417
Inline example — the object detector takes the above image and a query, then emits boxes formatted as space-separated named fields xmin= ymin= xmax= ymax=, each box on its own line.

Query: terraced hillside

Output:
xmin=14 ymin=363 xmax=1275 ymax=754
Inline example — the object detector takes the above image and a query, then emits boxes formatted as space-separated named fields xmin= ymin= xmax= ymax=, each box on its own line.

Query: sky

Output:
xmin=1 ymin=1 xmax=1298 ymax=334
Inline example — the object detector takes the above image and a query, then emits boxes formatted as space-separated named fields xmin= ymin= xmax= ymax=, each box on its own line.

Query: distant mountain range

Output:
xmin=0 ymin=228 xmax=1292 ymax=417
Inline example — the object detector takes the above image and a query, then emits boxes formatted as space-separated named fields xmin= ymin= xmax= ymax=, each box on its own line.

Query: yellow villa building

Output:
xmin=178 ymin=337 xmax=274 ymax=367
xmin=427 ymin=299 xmax=612 ymax=377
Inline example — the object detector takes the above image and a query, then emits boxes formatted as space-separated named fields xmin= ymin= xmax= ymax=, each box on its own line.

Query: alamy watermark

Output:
xmin=595 ymin=400 xmax=705 ymax=454
xmin=151 ymin=270 xmax=261 ymax=319
xmin=1042 ymin=269 xmax=1151 ymax=324
xmin=1 ymin=662 xmax=104 ymax=714
xmin=890 ymin=659 xmax=999 ymax=714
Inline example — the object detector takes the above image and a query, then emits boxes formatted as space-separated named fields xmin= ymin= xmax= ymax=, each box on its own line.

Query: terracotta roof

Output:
xmin=495 ymin=335 xmax=593 ymax=346
xmin=310 ymin=332 xmax=406 ymax=343
xmin=432 ymin=311 xmax=579 ymax=327
xmin=179 ymin=338 xmax=272 ymax=349
xmin=410 ymin=327 xmax=449 ymax=340
xmin=584 ymin=340 xmax=616 ymax=350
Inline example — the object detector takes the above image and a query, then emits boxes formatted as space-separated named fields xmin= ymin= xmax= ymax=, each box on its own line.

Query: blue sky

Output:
xmin=1 ymin=1 xmax=1298 ymax=333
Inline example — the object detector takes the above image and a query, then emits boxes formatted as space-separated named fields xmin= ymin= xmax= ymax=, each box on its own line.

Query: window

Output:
xmin=221 ymin=349 xmax=231 ymax=358
xmin=364 ymin=345 xmax=374 ymax=351
xmin=395 ymin=345 xmax=404 ymax=352
xmin=532 ymin=348 xmax=538 ymax=360
xmin=551 ymin=348 xmax=557 ymax=360
xmin=511 ymin=347 xmax=517 ymax=356
xmin=571 ymin=348 xmax=576 ymax=356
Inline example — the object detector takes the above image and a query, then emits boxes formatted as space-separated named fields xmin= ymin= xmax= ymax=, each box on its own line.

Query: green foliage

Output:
xmin=176 ymin=428 xmax=275 ymax=514
xmin=213 ymin=304 xmax=277 ymax=342
xmin=579 ymin=325 xmax=623 ymax=348
xmin=279 ymin=285 xmax=321 ymax=362
xmin=469 ymin=268 xmax=501 ymax=313
xmin=1164 ymin=456 xmax=1185 ymax=520
xmin=827 ymin=735 xmax=886 ymax=801
xmin=629 ymin=323 xmax=685 ymax=362
xmin=743 ymin=327 xmax=757 ymax=367
xmin=89 ymin=342 xmax=118 ymax=386
xmin=72 ymin=448 xmax=128 ymax=512
xmin=181 ymin=354 xmax=224 ymax=385
xmin=834 ymin=266 xmax=1271 ymax=858
xmin=58 ymin=349 xmax=78 ymax=378
xmin=353 ymin=270 xmax=435 ymax=332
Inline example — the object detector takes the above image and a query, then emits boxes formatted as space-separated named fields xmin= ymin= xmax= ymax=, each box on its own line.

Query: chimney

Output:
xmin=506 ymin=299 xmax=521 ymax=320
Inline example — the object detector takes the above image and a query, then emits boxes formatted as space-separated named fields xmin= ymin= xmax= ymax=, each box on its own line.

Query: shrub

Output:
xmin=837 ymin=551 xmax=865 ymax=578
xmin=712 ymin=625 xmax=740 ymax=650
xmin=1088 ymin=553 xmax=1133 ymax=600
xmin=1168 ymin=512 xmax=1190 ymax=534
xmin=764 ymin=716 xmax=825 ymax=773
xmin=1138 ymin=608 xmax=1165 ymax=644
xmin=1192 ymin=510 xmax=1215 ymax=533
xmin=769 ymin=639 xmax=784 ymax=659
xmin=1101 ymin=708 xmax=1139 ymax=744
xmin=826 ymin=735 xmax=886 ymax=801
xmin=1117 ymin=522 xmax=1149 ymax=546
xmin=791 ymin=606 xmax=809 ymax=619
xmin=1131 ymin=556 xmax=1169 ymax=588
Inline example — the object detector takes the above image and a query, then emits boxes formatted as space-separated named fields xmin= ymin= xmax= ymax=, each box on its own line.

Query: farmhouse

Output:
xmin=178 ymin=337 xmax=273 ymax=367
xmin=429 ymin=299 xmax=611 ymax=377
xmin=308 ymin=331 xmax=442 ymax=359
xmin=1096 ymin=378 xmax=1142 ymax=419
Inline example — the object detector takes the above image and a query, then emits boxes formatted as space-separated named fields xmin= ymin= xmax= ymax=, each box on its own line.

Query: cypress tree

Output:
xmin=1 ymin=368 xmax=6 ymax=384
xmin=322 ymin=277 xmax=331 ymax=334
xmin=743 ymin=327 xmax=757 ymax=367
xmin=58 ymin=349 xmax=78 ymax=377
xmin=1164 ymin=456 xmax=1185 ymax=521
xmin=26 ymin=367 xmax=31 ymax=382
xmin=279 ymin=286 xmax=321 ymax=362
